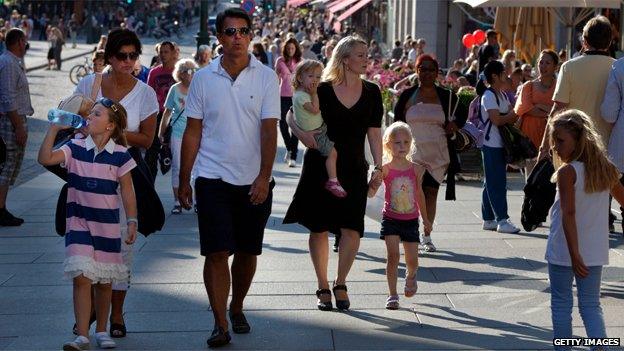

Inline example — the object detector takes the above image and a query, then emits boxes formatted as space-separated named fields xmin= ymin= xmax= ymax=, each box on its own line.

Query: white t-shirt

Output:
xmin=480 ymin=89 xmax=510 ymax=148
xmin=546 ymin=162 xmax=609 ymax=266
xmin=75 ymin=74 xmax=159 ymax=132
xmin=185 ymin=55 xmax=280 ymax=186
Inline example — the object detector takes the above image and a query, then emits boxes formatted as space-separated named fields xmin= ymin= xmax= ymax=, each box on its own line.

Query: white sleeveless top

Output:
xmin=545 ymin=161 xmax=610 ymax=266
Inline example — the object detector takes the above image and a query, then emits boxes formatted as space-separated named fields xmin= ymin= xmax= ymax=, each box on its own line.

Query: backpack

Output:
xmin=521 ymin=159 xmax=556 ymax=231
xmin=465 ymin=87 xmax=500 ymax=148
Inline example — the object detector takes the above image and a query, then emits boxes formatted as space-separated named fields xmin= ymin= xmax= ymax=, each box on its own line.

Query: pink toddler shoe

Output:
xmin=325 ymin=180 xmax=347 ymax=198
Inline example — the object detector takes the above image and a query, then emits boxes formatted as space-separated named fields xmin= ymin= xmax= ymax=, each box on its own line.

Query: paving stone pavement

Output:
xmin=0 ymin=144 xmax=623 ymax=350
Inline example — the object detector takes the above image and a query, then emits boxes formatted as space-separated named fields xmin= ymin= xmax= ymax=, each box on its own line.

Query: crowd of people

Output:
xmin=1 ymin=3 xmax=624 ymax=350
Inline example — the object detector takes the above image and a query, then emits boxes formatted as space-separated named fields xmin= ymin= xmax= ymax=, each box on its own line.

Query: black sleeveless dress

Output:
xmin=283 ymin=80 xmax=383 ymax=236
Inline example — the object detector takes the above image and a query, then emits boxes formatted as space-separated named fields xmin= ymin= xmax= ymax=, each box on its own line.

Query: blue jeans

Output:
xmin=481 ymin=146 xmax=508 ymax=222
xmin=549 ymin=264 xmax=607 ymax=351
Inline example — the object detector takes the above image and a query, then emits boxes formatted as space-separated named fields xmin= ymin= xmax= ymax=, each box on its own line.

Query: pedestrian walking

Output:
xmin=538 ymin=16 xmax=616 ymax=231
xmin=514 ymin=50 xmax=558 ymax=179
xmin=367 ymin=122 xmax=431 ymax=310
xmin=74 ymin=28 xmax=159 ymax=338
xmin=158 ymin=58 xmax=197 ymax=214
xmin=600 ymin=54 xmax=624 ymax=235
xmin=275 ymin=37 xmax=302 ymax=167
xmin=194 ymin=44 xmax=212 ymax=68
xmin=68 ymin=13 xmax=80 ymax=49
xmin=478 ymin=30 xmax=499 ymax=73
xmin=146 ymin=40 xmax=178 ymax=181
xmin=178 ymin=8 xmax=279 ymax=348
xmin=283 ymin=36 xmax=383 ymax=311
xmin=38 ymin=99 xmax=137 ymax=351
xmin=479 ymin=61 xmax=522 ymax=234
xmin=393 ymin=54 xmax=467 ymax=251
xmin=51 ymin=26 xmax=64 ymax=70
xmin=0 ymin=28 xmax=32 ymax=226
xmin=545 ymin=109 xmax=624 ymax=350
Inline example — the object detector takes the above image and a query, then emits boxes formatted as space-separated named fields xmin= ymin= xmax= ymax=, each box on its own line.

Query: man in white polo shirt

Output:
xmin=178 ymin=8 xmax=280 ymax=348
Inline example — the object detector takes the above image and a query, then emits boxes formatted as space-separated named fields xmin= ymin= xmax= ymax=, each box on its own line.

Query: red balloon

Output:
xmin=462 ymin=33 xmax=475 ymax=49
xmin=473 ymin=29 xmax=486 ymax=45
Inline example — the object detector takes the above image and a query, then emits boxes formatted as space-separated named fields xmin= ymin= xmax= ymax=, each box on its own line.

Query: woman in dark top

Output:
xmin=284 ymin=36 xmax=383 ymax=311
xmin=393 ymin=54 xmax=468 ymax=252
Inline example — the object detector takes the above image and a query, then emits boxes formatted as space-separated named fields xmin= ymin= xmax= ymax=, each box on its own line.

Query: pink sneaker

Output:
xmin=325 ymin=180 xmax=347 ymax=198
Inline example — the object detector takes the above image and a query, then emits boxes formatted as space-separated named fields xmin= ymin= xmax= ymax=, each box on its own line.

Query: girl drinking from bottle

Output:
xmin=38 ymin=98 xmax=138 ymax=351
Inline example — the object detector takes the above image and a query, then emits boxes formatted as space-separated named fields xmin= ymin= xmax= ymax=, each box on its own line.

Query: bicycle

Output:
xmin=69 ymin=56 xmax=93 ymax=85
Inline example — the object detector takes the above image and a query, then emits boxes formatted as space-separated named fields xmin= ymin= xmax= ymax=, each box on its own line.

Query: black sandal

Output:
xmin=332 ymin=282 xmax=350 ymax=311
xmin=72 ymin=312 xmax=96 ymax=335
xmin=316 ymin=288 xmax=333 ymax=311
xmin=109 ymin=318 xmax=127 ymax=338
xmin=207 ymin=326 xmax=231 ymax=348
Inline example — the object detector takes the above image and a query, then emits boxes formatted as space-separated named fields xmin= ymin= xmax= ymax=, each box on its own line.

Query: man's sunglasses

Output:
xmin=114 ymin=51 xmax=140 ymax=61
xmin=221 ymin=27 xmax=252 ymax=37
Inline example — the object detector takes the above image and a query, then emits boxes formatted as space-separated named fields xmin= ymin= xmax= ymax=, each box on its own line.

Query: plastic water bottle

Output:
xmin=47 ymin=108 xmax=87 ymax=128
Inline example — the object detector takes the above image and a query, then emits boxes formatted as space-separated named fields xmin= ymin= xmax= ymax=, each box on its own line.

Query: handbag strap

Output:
xmin=168 ymin=108 xmax=185 ymax=128
xmin=90 ymin=73 xmax=103 ymax=102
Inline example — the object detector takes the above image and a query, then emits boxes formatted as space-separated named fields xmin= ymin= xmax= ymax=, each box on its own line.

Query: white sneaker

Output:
xmin=95 ymin=332 xmax=116 ymax=349
xmin=497 ymin=219 xmax=521 ymax=234
xmin=63 ymin=335 xmax=90 ymax=351
xmin=482 ymin=220 xmax=497 ymax=231
xmin=287 ymin=159 xmax=296 ymax=168
xmin=421 ymin=236 xmax=436 ymax=252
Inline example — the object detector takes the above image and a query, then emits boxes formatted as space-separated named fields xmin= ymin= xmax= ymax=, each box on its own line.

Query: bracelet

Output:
xmin=127 ymin=217 xmax=138 ymax=225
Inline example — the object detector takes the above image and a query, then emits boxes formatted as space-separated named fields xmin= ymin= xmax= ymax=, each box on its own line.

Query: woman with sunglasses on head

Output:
xmin=158 ymin=59 xmax=198 ymax=214
xmin=74 ymin=28 xmax=159 ymax=339
xmin=393 ymin=54 xmax=468 ymax=252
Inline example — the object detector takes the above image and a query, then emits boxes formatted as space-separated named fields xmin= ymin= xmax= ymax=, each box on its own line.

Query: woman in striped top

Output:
xmin=38 ymin=98 xmax=137 ymax=351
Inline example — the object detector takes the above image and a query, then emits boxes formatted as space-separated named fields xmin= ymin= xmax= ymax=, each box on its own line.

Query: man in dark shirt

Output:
xmin=478 ymin=30 xmax=499 ymax=73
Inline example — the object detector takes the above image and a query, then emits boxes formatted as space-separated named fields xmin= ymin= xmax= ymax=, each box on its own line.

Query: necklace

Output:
xmin=538 ymin=77 xmax=554 ymax=90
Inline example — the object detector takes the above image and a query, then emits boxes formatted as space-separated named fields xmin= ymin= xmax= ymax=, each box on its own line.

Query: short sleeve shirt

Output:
xmin=76 ymin=74 xmax=159 ymax=133
xmin=292 ymin=90 xmax=323 ymax=131
xmin=553 ymin=54 xmax=615 ymax=146
xmin=185 ymin=55 xmax=281 ymax=186
xmin=147 ymin=65 xmax=176 ymax=112
xmin=480 ymin=89 xmax=511 ymax=148
xmin=164 ymin=83 xmax=188 ymax=139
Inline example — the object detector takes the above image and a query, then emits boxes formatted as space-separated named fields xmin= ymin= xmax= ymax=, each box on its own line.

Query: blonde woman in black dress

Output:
xmin=284 ymin=36 xmax=383 ymax=311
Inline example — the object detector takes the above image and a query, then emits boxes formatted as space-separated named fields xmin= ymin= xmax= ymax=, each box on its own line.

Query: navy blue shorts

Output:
xmin=380 ymin=217 xmax=420 ymax=242
xmin=195 ymin=177 xmax=274 ymax=256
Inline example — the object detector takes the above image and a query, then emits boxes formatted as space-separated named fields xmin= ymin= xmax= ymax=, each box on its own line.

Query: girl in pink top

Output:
xmin=369 ymin=122 xmax=431 ymax=310
xmin=38 ymin=99 xmax=138 ymax=350
xmin=275 ymin=38 xmax=302 ymax=167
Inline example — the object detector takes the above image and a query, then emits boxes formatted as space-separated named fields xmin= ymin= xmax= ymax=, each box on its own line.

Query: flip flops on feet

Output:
xmin=229 ymin=311 xmax=251 ymax=334
xmin=207 ymin=326 xmax=231 ymax=348
xmin=385 ymin=295 xmax=400 ymax=310
xmin=404 ymin=274 xmax=418 ymax=298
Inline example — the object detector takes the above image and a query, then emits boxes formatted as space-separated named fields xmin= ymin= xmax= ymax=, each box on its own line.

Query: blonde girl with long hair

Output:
xmin=368 ymin=122 xmax=431 ymax=310
xmin=545 ymin=109 xmax=624 ymax=348
xmin=284 ymin=35 xmax=384 ymax=311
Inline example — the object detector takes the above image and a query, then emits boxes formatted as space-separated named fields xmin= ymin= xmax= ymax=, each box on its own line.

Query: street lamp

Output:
xmin=196 ymin=0 xmax=211 ymax=49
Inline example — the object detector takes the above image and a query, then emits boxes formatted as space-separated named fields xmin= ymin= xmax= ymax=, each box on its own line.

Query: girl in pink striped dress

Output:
xmin=38 ymin=98 xmax=137 ymax=351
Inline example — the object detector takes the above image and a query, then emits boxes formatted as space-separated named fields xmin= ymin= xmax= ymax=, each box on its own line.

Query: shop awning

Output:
xmin=287 ymin=0 xmax=313 ymax=7
xmin=328 ymin=0 xmax=360 ymax=13
xmin=336 ymin=0 xmax=372 ymax=22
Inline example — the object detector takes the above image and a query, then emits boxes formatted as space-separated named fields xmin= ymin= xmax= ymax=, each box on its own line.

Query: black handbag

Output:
xmin=159 ymin=109 xmax=184 ymax=175
xmin=499 ymin=124 xmax=538 ymax=166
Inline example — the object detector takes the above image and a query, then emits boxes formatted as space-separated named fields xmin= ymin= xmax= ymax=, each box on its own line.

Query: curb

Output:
xmin=26 ymin=47 xmax=96 ymax=73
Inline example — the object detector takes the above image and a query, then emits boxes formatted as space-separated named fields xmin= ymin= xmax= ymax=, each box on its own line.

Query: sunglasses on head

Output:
xmin=184 ymin=68 xmax=197 ymax=75
xmin=114 ymin=51 xmax=139 ymax=61
xmin=97 ymin=97 xmax=120 ymax=114
xmin=221 ymin=27 xmax=251 ymax=37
